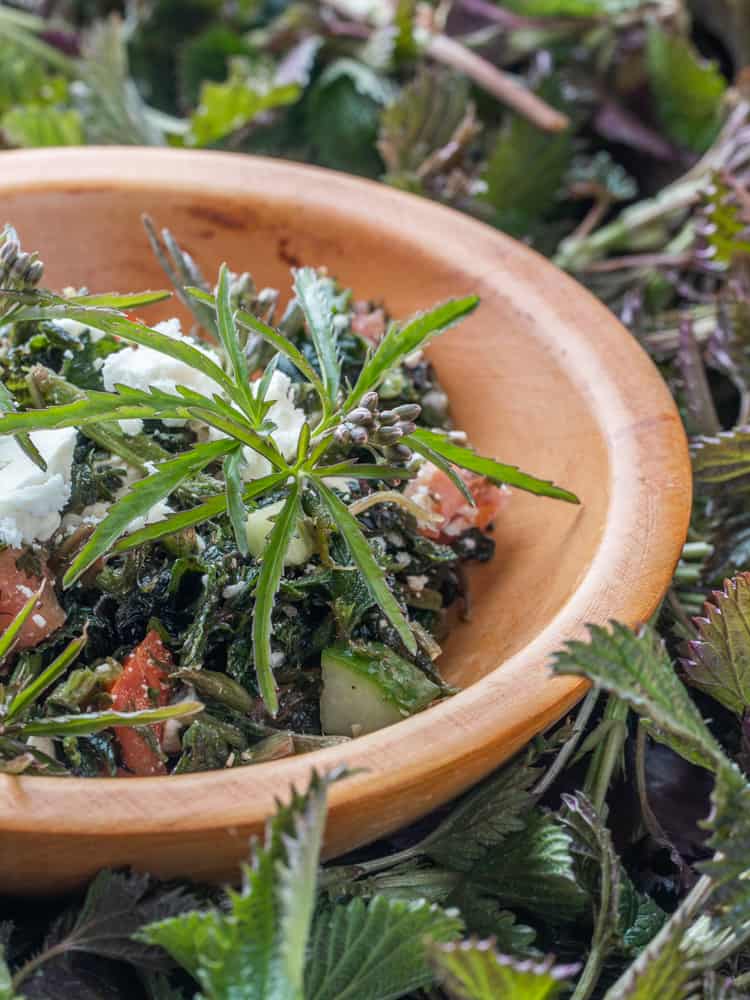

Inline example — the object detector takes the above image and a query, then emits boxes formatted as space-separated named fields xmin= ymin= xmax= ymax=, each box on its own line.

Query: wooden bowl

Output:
xmin=0 ymin=148 xmax=690 ymax=895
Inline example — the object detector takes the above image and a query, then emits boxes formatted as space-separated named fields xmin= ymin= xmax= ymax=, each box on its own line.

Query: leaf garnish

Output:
xmin=5 ymin=632 xmax=87 ymax=723
xmin=21 ymin=701 xmax=203 ymax=738
xmin=409 ymin=428 xmax=580 ymax=504
xmin=0 ymin=585 xmax=43 ymax=664
xmin=252 ymin=481 xmax=303 ymax=716
xmin=63 ymin=439 xmax=238 ymax=588
xmin=313 ymin=478 xmax=417 ymax=655
xmin=346 ymin=296 xmax=479 ymax=410
xmin=216 ymin=263 xmax=257 ymax=424
xmin=0 ymin=382 xmax=46 ymax=471
xmin=293 ymin=268 xmax=342 ymax=407
xmin=224 ymin=449 xmax=250 ymax=558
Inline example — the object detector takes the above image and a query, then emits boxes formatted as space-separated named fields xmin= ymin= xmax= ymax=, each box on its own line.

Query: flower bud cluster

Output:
xmin=0 ymin=225 xmax=44 ymax=290
xmin=333 ymin=391 xmax=420 ymax=464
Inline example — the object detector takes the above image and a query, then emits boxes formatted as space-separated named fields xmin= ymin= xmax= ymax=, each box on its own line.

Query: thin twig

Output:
xmin=426 ymin=33 xmax=569 ymax=133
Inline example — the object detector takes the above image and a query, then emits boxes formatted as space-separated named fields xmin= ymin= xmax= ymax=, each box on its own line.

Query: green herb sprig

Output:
xmin=0 ymin=240 xmax=578 ymax=715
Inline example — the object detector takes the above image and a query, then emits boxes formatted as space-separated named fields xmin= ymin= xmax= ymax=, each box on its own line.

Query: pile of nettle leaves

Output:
xmin=5 ymin=0 xmax=750 ymax=997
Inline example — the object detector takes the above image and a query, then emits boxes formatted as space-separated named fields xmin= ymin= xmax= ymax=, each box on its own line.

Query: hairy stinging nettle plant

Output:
xmin=0 ymin=222 xmax=578 ymax=716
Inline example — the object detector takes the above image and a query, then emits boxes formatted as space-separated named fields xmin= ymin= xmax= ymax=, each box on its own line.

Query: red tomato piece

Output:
xmin=405 ymin=462 xmax=508 ymax=541
xmin=351 ymin=303 xmax=386 ymax=344
xmin=109 ymin=629 xmax=172 ymax=777
xmin=0 ymin=548 xmax=67 ymax=649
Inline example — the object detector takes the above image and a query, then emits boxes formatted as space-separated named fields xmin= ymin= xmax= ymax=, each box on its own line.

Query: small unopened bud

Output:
xmin=347 ymin=407 xmax=375 ymax=427
xmin=12 ymin=253 xmax=31 ymax=280
xmin=350 ymin=425 xmax=369 ymax=446
xmin=26 ymin=260 xmax=44 ymax=285
xmin=392 ymin=403 xmax=421 ymax=422
xmin=376 ymin=426 xmax=404 ymax=445
xmin=398 ymin=421 xmax=417 ymax=437
xmin=378 ymin=410 xmax=399 ymax=426
xmin=361 ymin=391 xmax=379 ymax=411
xmin=385 ymin=443 xmax=413 ymax=464
xmin=334 ymin=425 xmax=352 ymax=446
xmin=0 ymin=239 xmax=19 ymax=268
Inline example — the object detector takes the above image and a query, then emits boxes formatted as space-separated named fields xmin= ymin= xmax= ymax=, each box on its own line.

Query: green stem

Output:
xmin=532 ymin=687 xmax=599 ymax=800
xmin=583 ymin=695 xmax=629 ymax=816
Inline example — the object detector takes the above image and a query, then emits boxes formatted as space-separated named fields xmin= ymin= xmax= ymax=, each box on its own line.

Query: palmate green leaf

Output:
xmin=346 ymin=297 xmax=479 ymax=410
xmin=432 ymin=942 xmax=576 ymax=1000
xmin=0 ymin=389 xmax=190 ymax=437
xmin=313 ymin=478 xmax=417 ymax=655
xmin=409 ymin=428 xmax=579 ymax=504
xmin=5 ymin=632 xmax=86 ymax=723
xmin=418 ymin=749 xmax=539 ymax=871
xmin=408 ymin=434 xmax=475 ymax=506
xmin=114 ymin=472 xmax=287 ymax=552
xmin=63 ymin=439 xmax=238 ymax=588
xmin=188 ymin=287 xmax=327 ymax=404
xmin=67 ymin=290 xmax=172 ymax=310
xmin=0 ymin=585 xmax=42 ymax=664
xmin=139 ymin=772 xmax=335 ymax=1000
xmin=647 ymin=26 xmax=727 ymax=154
xmin=293 ymin=269 xmax=342 ymax=407
xmin=692 ymin=429 xmax=750 ymax=493
xmin=552 ymin=622 xmax=724 ymax=771
xmin=0 ymin=381 xmax=45 ymax=471
xmin=683 ymin=574 xmax=750 ymax=716
xmin=252 ymin=480 xmax=302 ymax=716
xmin=19 ymin=700 xmax=203 ymax=738
xmin=465 ymin=810 xmax=588 ymax=924
xmin=306 ymin=896 xmax=462 ymax=1000
xmin=223 ymin=450 xmax=250 ymax=558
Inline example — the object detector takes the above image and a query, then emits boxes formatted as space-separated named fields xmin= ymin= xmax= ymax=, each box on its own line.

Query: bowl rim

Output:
xmin=0 ymin=147 xmax=691 ymax=840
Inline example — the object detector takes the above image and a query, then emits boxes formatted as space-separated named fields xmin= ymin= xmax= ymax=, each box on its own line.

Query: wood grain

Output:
xmin=0 ymin=148 xmax=691 ymax=894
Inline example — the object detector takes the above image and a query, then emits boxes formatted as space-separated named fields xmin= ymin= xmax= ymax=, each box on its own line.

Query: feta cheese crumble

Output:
xmin=231 ymin=369 xmax=307 ymax=480
xmin=0 ymin=428 xmax=77 ymax=546
xmin=101 ymin=317 xmax=223 ymax=402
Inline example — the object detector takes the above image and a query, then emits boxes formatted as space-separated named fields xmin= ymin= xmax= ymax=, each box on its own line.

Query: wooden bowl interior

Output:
xmin=4 ymin=186 xmax=603 ymax=691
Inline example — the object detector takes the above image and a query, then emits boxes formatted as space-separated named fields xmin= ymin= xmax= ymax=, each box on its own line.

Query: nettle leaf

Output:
xmin=699 ymin=174 xmax=750 ymax=271
xmin=552 ymin=623 xmax=724 ymax=772
xmin=292 ymin=269 xmax=342 ymax=407
xmin=466 ymin=810 xmax=588 ymax=923
xmin=307 ymin=59 xmax=395 ymax=177
xmin=409 ymin=428 xmax=579 ymax=504
xmin=699 ymin=762 xmax=750 ymax=934
xmin=432 ymin=942 xmax=577 ymax=1000
xmin=63 ymin=439 xmax=238 ymax=588
xmin=481 ymin=77 xmax=572 ymax=239
xmin=601 ymin=911 xmax=697 ymax=1000
xmin=418 ymin=750 xmax=539 ymax=871
xmin=692 ymin=429 xmax=750 ymax=493
xmin=347 ymin=297 xmax=479 ymax=409
xmin=188 ymin=59 xmax=299 ymax=147
xmin=252 ymin=481 xmax=302 ymax=716
xmin=305 ymin=896 xmax=462 ymax=1000
xmin=139 ymin=772 xmax=335 ymax=1000
xmin=683 ymin=574 xmax=750 ymax=716
xmin=313 ymin=479 xmax=416 ymax=655
xmin=647 ymin=26 xmax=727 ymax=154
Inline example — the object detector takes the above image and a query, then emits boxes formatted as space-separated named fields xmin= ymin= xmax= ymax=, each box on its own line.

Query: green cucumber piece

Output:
xmin=246 ymin=499 xmax=315 ymax=566
xmin=320 ymin=642 xmax=440 ymax=736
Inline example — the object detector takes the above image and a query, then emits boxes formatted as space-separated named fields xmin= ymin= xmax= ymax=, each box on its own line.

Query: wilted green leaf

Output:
xmin=647 ymin=26 xmax=727 ymax=154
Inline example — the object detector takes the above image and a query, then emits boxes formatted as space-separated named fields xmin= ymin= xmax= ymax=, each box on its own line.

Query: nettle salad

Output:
xmin=0 ymin=220 xmax=577 ymax=778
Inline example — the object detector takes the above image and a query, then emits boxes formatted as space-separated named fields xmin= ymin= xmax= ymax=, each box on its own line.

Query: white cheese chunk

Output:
xmin=0 ymin=428 xmax=77 ymax=546
xmin=101 ymin=317 xmax=223 ymax=403
xmin=238 ymin=370 xmax=307 ymax=480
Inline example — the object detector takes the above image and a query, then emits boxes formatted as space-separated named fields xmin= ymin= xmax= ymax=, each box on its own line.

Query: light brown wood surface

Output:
xmin=0 ymin=148 xmax=691 ymax=895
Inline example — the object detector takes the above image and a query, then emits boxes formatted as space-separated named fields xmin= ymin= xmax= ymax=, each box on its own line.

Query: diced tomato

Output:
xmin=351 ymin=303 xmax=386 ymax=344
xmin=405 ymin=462 xmax=509 ymax=541
xmin=108 ymin=630 xmax=172 ymax=777
xmin=0 ymin=548 xmax=66 ymax=649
